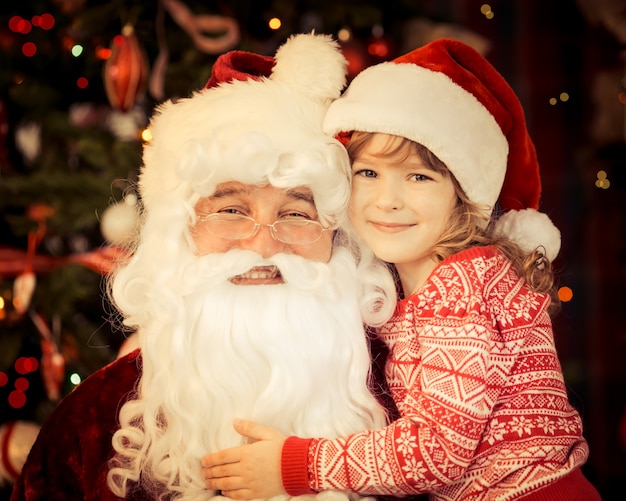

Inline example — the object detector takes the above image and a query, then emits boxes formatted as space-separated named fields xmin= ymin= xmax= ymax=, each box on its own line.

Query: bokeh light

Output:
xmin=8 ymin=390 xmax=27 ymax=408
xmin=14 ymin=377 xmax=29 ymax=392
xmin=558 ymin=286 xmax=574 ymax=302
xmin=268 ymin=17 xmax=281 ymax=30
xmin=22 ymin=42 xmax=37 ymax=57
xmin=70 ymin=372 xmax=82 ymax=386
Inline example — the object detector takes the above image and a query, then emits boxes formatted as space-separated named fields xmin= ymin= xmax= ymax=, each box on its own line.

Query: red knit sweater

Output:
xmin=282 ymin=246 xmax=600 ymax=500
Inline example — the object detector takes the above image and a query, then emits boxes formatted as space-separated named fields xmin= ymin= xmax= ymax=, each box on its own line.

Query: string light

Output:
xmin=268 ymin=17 xmax=281 ymax=30
xmin=113 ymin=34 xmax=126 ymax=47
xmin=77 ymin=77 xmax=89 ymax=89
xmin=480 ymin=4 xmax=494 ymax=19
xmin=558 ymin=286 xmax=574 ymax=302
xmin=8 ymin=390 xmax=27 ymax=409
xmin=337 ymin=28 xmax=351 ymax=42
xmin=22 ymin=42 xmax=37 ymax=57
xmin=71 ymin=44 xmax=84 ymax=57
xmin=595 ymin=170 xmax=610 ymax=189
xmin=96 ymin=46 xmax=112 ymax=60
xmin=141 ymin=128 xmax=153 ymax=142
xmin=9 ymin=13 xmax=55 ymax=32
xmin=70 ymin=372 xmax=82 ymax=386
xmin=8 ymin=16 xmax=31 ymax=34
xmin=15 ymin=356 xmax=38 ymax=375
xmin=14 ymin=377 xmax=29 ymax=392
xmin=39 ymin=13 xmax=55 ymax=30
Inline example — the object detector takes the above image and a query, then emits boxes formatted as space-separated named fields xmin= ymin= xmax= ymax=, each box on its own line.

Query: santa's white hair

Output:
xmin=105 ymin=33 xmax=397 ymax=500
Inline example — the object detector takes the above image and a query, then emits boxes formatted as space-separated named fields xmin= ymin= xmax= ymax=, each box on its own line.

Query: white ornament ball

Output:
xmin=0 ymin=421 xmax=41 ymax=485
xmin=101 ymin=198 xmax=140 ymax=246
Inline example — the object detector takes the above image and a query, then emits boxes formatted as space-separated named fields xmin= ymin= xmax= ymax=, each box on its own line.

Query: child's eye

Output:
xmin=410 ymin=173 xmax=431 ymax=182
xmin=354 ymin=169 xmax=377 ymax=178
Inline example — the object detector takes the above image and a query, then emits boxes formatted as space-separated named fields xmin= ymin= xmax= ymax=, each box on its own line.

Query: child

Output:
xmin=201 ymin=38 xmax=601 ymax=500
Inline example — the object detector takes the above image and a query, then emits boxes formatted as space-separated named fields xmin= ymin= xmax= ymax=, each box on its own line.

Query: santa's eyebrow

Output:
xmin=286 ymin=188 xmax=315 ymax=205
xmin=210 ymin=186 xmax=250 ymax=199
xmin=208 ymin=185 xmax=315 ymax=205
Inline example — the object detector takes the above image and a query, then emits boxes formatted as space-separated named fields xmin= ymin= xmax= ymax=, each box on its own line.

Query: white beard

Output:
xmin=109 ymin=248 xmax=387 ymax=501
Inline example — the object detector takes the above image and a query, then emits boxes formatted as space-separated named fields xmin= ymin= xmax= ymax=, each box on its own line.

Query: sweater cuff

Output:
xmin=281 ymin=436 xmax=316 ymax=496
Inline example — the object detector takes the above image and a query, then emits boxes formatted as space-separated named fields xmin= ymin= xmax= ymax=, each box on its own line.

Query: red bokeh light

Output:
xmin=22 ymin=42 xmax=37 ymax=57
xmin=8 ymin=16 xmax=24 ymax=33
xmin=14 ymin=377 xmax=29 ymax=392
xmin=96 ymin=46 xmax=112 ymax=60
xmin=8 ymin=390 xmax=27 ymax=409
xmin=27 ymin=357 xmax=39 ymax=371
xmin=39 ymin=13 xmax=55 ymax=31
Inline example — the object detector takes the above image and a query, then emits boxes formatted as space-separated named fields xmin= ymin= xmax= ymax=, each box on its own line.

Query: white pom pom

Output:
xmin=101 ymin=196 xmax=140 ymax=246
xmin=495 ymin=208 xmax=561 ymax=262
xmin=271 ymin=33 xmax=347 ymax=103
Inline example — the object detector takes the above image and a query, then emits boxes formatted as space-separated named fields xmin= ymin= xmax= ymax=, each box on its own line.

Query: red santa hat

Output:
xmin=324 ymin=38 xmax=561 ymax=262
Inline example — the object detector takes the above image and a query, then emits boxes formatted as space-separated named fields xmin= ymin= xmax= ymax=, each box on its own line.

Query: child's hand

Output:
xmin=201 ymin=419 xmax=287 ymax=499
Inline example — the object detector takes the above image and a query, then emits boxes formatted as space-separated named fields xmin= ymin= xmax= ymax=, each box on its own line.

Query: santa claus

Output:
xmin=11 ymin=33 xmax=396 ymax=500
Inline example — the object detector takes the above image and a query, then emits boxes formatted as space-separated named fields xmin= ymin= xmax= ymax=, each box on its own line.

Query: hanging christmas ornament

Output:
xmin=0 ymin=421 xmax=41 ymax=485
xmin=12 ymin=272 xmax=35 ymax=316
xmin=150 ymin=0 xmax=240 ymax=101
xmin=11 ymin=204 xmax=53 ymax=317
xmin=14 ymin=122 xmax=41 ymax=165
xmin=103 ymin=25 xmax=149 ymax=112
xmin=160 ymin=0 xmax=240 ymax=54
xmin=30 ymin=311 xmax=65 ymax=402
xmin=100 ymin=194 xmax=140 ymax=247
xmin=106 ymin=106 xmax=147 ymax=141
xmin=68 ymin=102 xmax=103 ymax=128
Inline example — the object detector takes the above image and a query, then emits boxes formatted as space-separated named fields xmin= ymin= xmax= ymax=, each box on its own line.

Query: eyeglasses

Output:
xmin=197 ymin=213 xmax=329 ymax=245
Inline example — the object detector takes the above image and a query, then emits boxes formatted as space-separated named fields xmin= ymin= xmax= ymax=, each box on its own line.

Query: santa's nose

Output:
xmin=238 ymin=224 xmax=287 ymax=258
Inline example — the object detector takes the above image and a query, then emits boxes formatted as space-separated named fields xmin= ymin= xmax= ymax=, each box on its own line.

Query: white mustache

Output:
xmin=181 ymin=249 xmax=338 ymax=294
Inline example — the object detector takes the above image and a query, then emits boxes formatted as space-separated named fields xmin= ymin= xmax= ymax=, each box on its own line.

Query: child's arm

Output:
xmin=201 ymin=419 xmax=287 ymax=499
